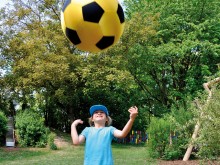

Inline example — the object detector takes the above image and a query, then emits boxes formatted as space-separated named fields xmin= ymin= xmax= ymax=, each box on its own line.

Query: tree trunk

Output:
xmin=183 ymin=120 xmax=200 ymax=161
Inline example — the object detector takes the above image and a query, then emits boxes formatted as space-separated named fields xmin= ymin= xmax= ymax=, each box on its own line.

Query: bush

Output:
xmin=0 ymin=112 xmax=7 ymax=146
xmin=147 ymin=117 xmax=171 ymax=158
xmin=147 ymin=107 xmax=194 ymax=160
xmin=47 ymin=132 xmax=57 ymax=150
xmin=163 ymin=141 xmax=182 ymax=160
xmin=15 ymin=110 xmax=49 ymax=147
xmin=196 ymin=89 xmax=220 ymax=160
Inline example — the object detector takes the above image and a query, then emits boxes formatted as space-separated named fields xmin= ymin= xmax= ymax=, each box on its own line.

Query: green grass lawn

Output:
xmin=0 ymin=130 xmax=158 ymax=165
xmin=0 ymin=143 xmax=157 ymax=165
xmin=113 ymin=144 xmax=157 ymax=165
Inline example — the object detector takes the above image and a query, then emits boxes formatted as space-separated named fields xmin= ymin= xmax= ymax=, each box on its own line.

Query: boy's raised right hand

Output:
xmin=72 ymin=119 xmax=83 ymax=127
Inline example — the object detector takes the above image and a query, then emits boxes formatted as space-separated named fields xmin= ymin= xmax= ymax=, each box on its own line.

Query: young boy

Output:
xmin=71 ymin=104 xmax=138 ymax=165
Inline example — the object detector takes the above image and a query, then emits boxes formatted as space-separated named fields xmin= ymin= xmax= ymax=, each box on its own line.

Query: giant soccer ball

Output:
xmin=61 ymin=0 xmax=125 ymax=52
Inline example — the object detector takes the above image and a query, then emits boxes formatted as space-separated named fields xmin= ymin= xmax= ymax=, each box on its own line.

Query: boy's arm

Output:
xmin=114 ymin=106 xmax=138 ymax=138
xmin=71 ymin=119 xmax=85 ymax=145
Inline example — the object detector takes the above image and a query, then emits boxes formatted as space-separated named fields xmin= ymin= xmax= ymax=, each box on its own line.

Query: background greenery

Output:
xmin=15 ymin=110 xmax=49 ymax=147
xmin=0 ymin=0 xmax=220 ymax=161
xmin=0 ymin=112 xmax=7 ymax=145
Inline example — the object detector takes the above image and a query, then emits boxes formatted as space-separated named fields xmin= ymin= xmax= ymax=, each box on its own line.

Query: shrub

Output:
xmin=163 ymin=141 xmax=182 ymax=160
xmin=147 ymin=107 xmax=194 ymax=160
xmin=196 ymin=89 xmax=220 ymax=160
xmin=15 ymin=110 xmax=49 ymax=147
xmin=0 ymin=112 xmax=7 ymax=146
xmin=147 ymin=117 xmax=171 ymax=158
xmin=47 ymin=132 xmax=57 ymax=150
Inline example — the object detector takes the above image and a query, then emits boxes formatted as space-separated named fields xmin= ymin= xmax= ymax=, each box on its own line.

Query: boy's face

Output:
xmin=92 ymin=110 xmax=107 ymax=123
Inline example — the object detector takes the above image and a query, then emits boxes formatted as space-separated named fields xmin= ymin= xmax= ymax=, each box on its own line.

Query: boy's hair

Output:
xmin=88 ymin=116 xmax=112 ymax=126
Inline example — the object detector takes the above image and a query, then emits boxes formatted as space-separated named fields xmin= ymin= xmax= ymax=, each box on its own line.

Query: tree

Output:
xmin=0 ymin=0 xmax=83 ymax=127
xmin=117 ymin=0 xmax=220 ymax=117
xmin=1 ymin=0 xmax=220 ymax=136
xmin=0 ymin=0 xmax=144 ymax=131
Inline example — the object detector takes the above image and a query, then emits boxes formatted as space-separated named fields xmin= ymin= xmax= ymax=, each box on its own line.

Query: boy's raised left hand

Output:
xmin=128 ymin=106 xmax=138 ymax=120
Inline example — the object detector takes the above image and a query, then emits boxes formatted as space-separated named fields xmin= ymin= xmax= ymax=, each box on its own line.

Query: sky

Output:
xmin=0 ymin=0 xmax=8 ymax=8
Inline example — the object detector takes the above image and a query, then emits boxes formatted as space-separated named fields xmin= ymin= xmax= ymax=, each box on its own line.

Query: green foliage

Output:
xmin=147 ymin=117 xmax=171 ymax=158
xmin=0 ymin=0 xmax=220 ymax=150
xmin=0 ymin=112 xmax=7 ymax=146
xmin=196 ymin=89 xmax=220 ymax=160
xmin=15 ymin=110 xmax=49 ymax=147
xmin=122 ymin=0 xmax=220 ymax=118
xmin=0 ymin=0 xmax=144 ymax=131
xmin=163 ymin=144 xmax=182 ymax=160
xmin=147 ymin=105 xmax=195 ymax=160
xmin=47 ymin=132 xmax=57 ymax=150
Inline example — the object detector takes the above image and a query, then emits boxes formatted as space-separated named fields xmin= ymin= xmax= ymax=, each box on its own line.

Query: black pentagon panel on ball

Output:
xmin=62 ymin=0 xmax=71 ymax=12
xmin=117 ymin=4 xmax=125 ymax=24
xmin=96 ymin=36 xmax=114 ymax=50
xmin=65 ymin=28 xmax=81 ymax=45
xmin=82 ymin=2 xmax=104 ymax=23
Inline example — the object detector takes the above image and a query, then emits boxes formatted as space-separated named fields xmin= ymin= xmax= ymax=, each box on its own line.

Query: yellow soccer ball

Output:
xmin=61 ymin=0 xmax=125 ymax=52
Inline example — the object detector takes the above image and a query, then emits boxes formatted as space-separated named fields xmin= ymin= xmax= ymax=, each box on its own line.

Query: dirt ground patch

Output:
xmin=1 ymin=147 xmax=21 ymax=152
xmin=158 ymin=160 xmax=199 ymax=165
xmin=54 ymin=136 xmax=70 ymax=148
xmin=158 ymin=160 xmax=219 ymax=165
